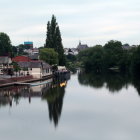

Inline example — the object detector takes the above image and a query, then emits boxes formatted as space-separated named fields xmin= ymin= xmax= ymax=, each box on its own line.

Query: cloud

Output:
xmin=0 ymin=0 xmax=140 ymax=47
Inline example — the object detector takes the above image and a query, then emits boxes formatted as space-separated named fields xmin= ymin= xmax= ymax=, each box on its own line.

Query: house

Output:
xmin=77 ymin=41 xmax=88 ymax=52
xmin=0 ymin=56 xmax=12 ymax=75
xmin=12 ymin=55 xmax=52 ymax=78
xmin=17 ymin=61 xmax=52 ymax=78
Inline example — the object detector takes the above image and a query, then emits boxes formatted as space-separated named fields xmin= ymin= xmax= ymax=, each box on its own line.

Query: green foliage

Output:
xmin=0 ymin=32 xmax=12 ymax=56
xmin=78 ymin=40 xmax=140 ymax=76
xmin=40 ymin=48 xmax=58 ymax=65
xmin=78 ymin=45 xmax=105 ymax=72
xmin=131 ymin=45 xmax=140 ymax=75
xmin=45 ymin=15 xmax=65 ymax=65
xmin=66 ymin=54 xmax=77 ymax=62
xmin=104 ymin=40 xmax=123 ymax=68
xmin=11 ymin=46 xmax=18 ymax=57
xmin=12 ymin=62 xmax=21 ymax=72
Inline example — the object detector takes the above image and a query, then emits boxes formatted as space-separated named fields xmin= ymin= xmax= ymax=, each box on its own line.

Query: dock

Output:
xmin=0 ymin=74 xmax=53 ymax=88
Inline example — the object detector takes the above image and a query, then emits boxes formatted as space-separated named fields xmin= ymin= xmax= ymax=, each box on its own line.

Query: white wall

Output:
xmin=19 ymin=68 xmax=52 ymax=78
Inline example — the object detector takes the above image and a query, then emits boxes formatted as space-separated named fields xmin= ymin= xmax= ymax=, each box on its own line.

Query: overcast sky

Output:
xmin=0 ymin=0 xmax=140 ymax=48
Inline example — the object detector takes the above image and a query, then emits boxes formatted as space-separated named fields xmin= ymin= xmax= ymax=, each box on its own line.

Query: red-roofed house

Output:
xmin=12 ymin=56 xmax=52 ymax=78
xmin=12 ymin=56 xmax=31 ymax=62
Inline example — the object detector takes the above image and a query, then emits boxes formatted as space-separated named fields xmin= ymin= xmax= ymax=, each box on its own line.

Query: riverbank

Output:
xmin=0 ymin=74 xmax=53 ymax=88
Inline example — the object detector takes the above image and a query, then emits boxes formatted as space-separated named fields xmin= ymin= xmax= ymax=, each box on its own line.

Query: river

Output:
xmin=0 ymin=71 xmax=140 ymax=140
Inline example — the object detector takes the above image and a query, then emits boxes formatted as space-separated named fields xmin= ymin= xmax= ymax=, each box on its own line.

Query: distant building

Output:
xmin=122 ymin=44 xmax=137 ymax=50
xmin=64 ymin=48 xmax=78 ymax=55
xmin=77 ymin=41 xmax=88 ymax=52
xmin=24 ymin=48 xmax=39 ymax=55
xmin=24 ymin=41 xmax=33 ymax=49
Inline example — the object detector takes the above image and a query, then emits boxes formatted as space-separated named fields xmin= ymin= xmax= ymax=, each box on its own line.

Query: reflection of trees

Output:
xmin=0 ymin=74 xmax=70 ymax=127
xmin=78 ymin=71 xmax=132 ymax=93
xmin=0 ymin=86 xmax=30 ymax=107
xmin=42 ymin=74 xmax=70 ymax=127
xmin=0 ymin=97 xmax=12 ymax=107
xmin=132 ymin=76 xmax=140 ymax=96
xmin=104 ymin=73 xmax=130 ymax=92
xmin=78 ymin=71 xmax=104 ymax=88
xmin=42 ymin=84 xmax=65 ymax=127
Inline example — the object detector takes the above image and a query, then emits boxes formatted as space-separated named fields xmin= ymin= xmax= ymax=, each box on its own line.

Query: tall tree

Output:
xmin=0 ymin=32 xmax=12 ymax=56
xmin=45 ymin=15 xmax=65 ymax=65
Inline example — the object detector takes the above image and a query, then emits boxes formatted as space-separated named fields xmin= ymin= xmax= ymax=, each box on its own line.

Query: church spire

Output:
xmin=79 ymin=40 xmax=81 ymax=45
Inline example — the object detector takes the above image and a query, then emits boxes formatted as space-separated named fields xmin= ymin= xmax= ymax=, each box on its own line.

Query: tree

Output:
xmin=78 ymin=45 xmax=105 ymax=72
xmin=11 ymin=46 xmax=18 ymax=58
xmin=0 ymin=32 xmax=12 ymax=56
xmin=131 ymin=45 xmax=140 ymax=75
xmin=45 ymin=15 xmax=66 ymax=65
xmin=40 ymin=48 xmax=58 ymax=65
xmin=12 ymin=62 xmax=21 ymax=76
xmin=104 ymin=40 xmax=123 ymax=68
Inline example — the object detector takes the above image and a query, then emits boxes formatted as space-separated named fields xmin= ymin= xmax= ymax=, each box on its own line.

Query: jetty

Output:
xmin=0 ymin=74 xmax=53 ymax=88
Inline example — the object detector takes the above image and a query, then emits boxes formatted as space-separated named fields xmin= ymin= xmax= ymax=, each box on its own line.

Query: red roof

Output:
xmin=12 ymin=56 xmax=31 ymax=62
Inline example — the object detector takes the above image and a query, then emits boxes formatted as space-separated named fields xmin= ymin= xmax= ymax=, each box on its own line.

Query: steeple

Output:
xmin=79 ymin=40 xmax=81 ymax=45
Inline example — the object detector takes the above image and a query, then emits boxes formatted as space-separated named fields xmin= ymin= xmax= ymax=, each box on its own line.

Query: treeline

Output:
xmin=78 ymin=40 xmax=140 ymax=75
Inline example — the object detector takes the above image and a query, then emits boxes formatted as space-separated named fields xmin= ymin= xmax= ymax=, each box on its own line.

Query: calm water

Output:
xmin=0 ymin=72 xmax=140 ymax=140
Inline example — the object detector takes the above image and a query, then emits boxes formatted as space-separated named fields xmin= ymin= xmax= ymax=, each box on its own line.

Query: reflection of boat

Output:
xmin=30 ymin=79 xmax=52 ymax=86
xmin=60 ymin=81 xmax=67 ymax=87
xmin=15 ymin=79 xmax=53 ymax=87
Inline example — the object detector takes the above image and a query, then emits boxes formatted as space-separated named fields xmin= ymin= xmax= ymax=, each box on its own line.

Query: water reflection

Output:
xmin=42 ymin=79 xmax=67 ymax=126
xmin=0 ymin=73 xmax=70 ymax=127
xmin=78 ymin=71 xmax=140 ymax=95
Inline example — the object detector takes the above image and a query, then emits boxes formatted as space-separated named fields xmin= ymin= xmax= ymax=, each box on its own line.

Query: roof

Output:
xmin=17 ymin=62 xmax=30 ymax=68
xmin=12 ymin=56 xmax=31 ymax=62
xmin=41 ymin=61 xmax=51 ymax=69
xmin=29 ymin=54 xmax=39 ymax=60
xmin=0 ymin=56 xmax=11 ymax=64
xmin=17 ymin=61 xmax=51 ymax=69
xmin=30 ymin=61 xmax=42 ymax=68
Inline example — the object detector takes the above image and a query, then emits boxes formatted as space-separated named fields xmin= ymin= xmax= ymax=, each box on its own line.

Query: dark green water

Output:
xmin=0 ymin=72 xmax=140 ymax=140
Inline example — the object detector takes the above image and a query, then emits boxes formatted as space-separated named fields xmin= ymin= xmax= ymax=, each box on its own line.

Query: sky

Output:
xmin=0 ymin=0 xmax=140 ymax=48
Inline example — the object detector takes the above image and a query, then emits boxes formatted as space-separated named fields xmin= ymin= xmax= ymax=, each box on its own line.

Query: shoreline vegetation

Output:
xmin=0 ymin=15 xmax=140 ymax=78
xmin=77 ymin=40 xmax=140 ymax=77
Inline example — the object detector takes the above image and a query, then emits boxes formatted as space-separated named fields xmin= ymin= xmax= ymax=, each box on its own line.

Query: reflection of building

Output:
xmin=0 ymin=79 xmax=53 ymax=106
xmin=0 ymin=73 xmax=70 ymax=127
